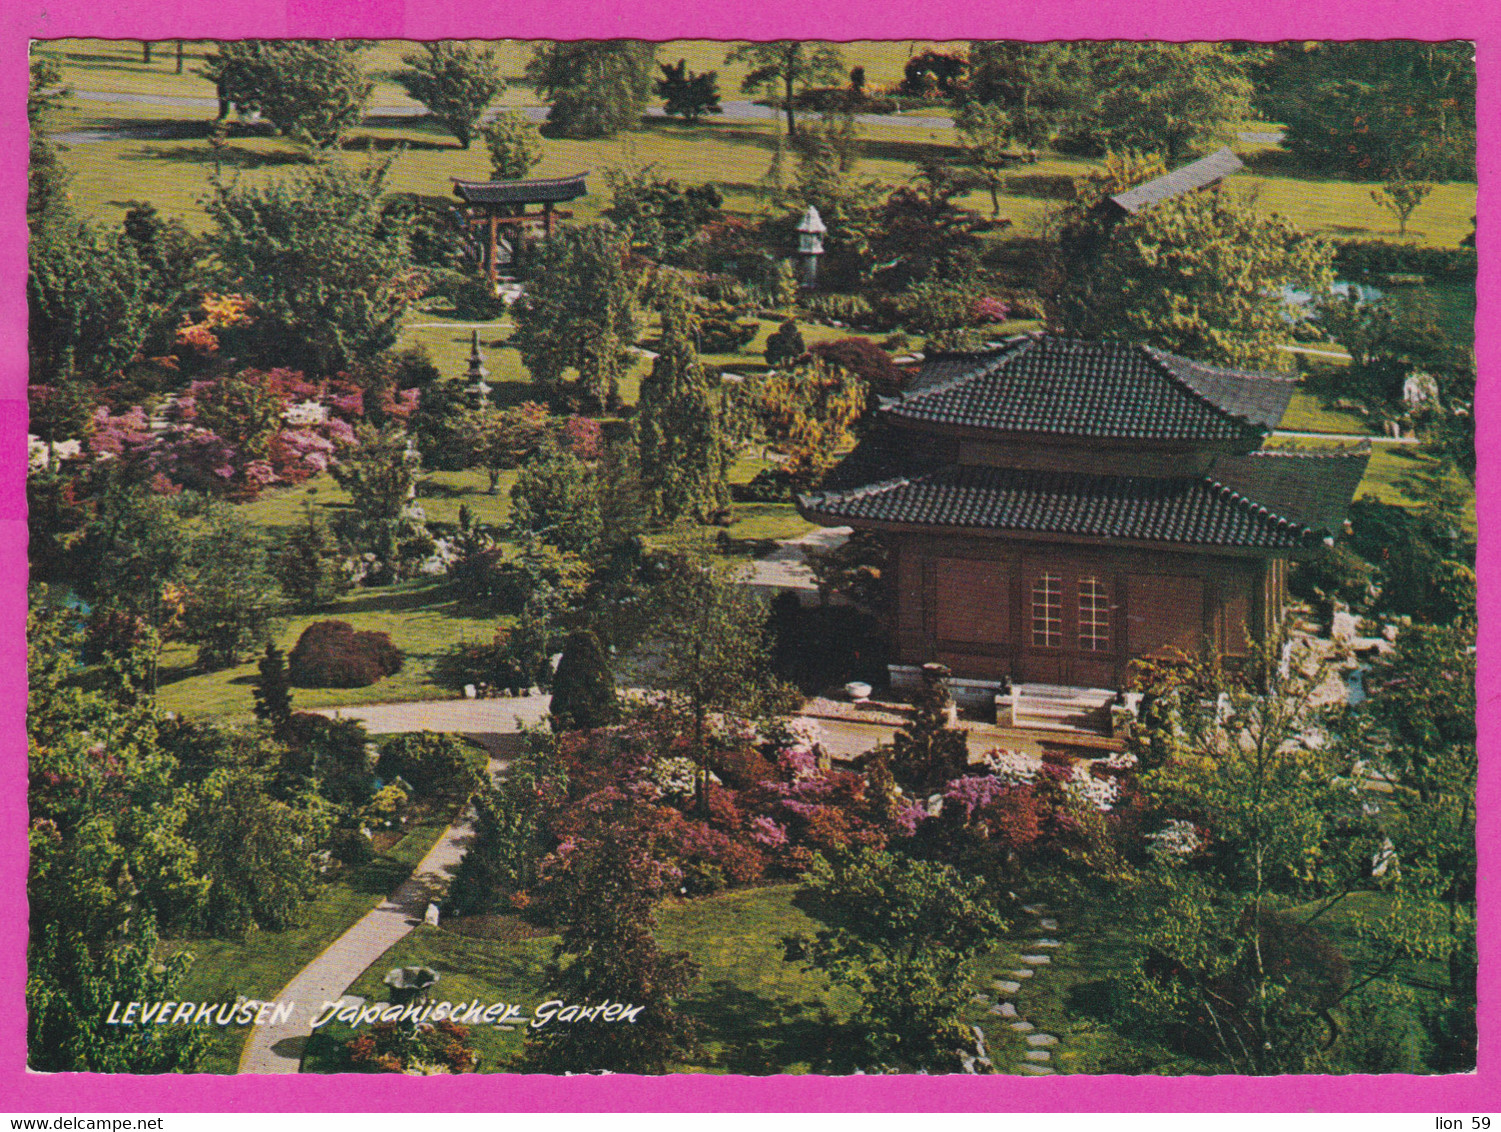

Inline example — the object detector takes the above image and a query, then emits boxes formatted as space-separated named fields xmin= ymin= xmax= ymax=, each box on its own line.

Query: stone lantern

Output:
xmin=796 ymin=205 xmax=826 ymax=289
xmin=465 ymin=329 xmax=491 ymax=408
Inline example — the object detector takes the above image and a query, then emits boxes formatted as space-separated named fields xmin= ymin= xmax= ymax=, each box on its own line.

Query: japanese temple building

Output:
xmin=797 ymin=334 xmax=1370 ymax=692
xmin=452 ymin=172 xmax=589 ymax=284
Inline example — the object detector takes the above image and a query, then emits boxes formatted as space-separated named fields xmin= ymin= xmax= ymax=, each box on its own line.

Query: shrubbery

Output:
xmin=374 ymin=731 xmax=485 ymax=798
xmin=287 ymin=620 xmax=404 ymax=688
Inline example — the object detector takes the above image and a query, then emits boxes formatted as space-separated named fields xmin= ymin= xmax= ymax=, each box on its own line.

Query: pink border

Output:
xmin=2 ymin=0 xmax=1494 ymax=1111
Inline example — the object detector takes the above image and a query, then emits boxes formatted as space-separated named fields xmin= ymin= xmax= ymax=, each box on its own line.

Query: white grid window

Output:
xmin=1079 ymin=576 xmax=1111 ymax=652
xmin=1031 ymin=573 xmax=1062 ymax=648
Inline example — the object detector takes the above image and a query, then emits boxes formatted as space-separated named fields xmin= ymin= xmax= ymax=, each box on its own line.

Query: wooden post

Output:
xmin=486 ymin=212 xmax=498 ymax=287
xmin=543 ymin=202 xmax=554 ymax=238
xmin=176 ymin=40 xmax=185 ymax=74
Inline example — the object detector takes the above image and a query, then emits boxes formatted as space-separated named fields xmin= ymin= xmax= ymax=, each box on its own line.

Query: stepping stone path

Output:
xmin=993 ymin=903 xmax=1072 ymax=1076
xmin=971 ymin=993 xmax=990 ymax=1004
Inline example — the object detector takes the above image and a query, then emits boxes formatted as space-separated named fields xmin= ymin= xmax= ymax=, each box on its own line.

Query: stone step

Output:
xmin=1017 ymin=1064 xmax=1055 ymax=1075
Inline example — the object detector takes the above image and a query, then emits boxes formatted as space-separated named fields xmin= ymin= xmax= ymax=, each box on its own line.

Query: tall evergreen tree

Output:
xmin=637 ymin=273 xmax=728 ymax=521
xmin=253 ymin=642 xmax=294 ymax=736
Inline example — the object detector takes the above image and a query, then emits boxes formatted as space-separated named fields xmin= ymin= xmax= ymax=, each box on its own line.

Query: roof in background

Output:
xmin=888 ymin=336 xmax=1295 ymax=444
xmin=452 ymin=173 xmax=589 ymax=205
xmin=1108 ymin=147 xmax=1245 ymax=214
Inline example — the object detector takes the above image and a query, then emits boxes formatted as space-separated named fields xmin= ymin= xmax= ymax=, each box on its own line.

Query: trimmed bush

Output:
xmin=549 ymin=629 xmax=618 ymax=732
xmin=1332 ymin=240 xmax=1477 ymax=282
xmin=287 ymin=620 xmax=404 ymax=688
xmin=375 ymin=731 xmax=485 ymax=798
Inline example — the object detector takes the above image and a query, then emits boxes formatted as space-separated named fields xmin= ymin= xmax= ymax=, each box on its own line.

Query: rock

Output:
xmin=464 ymin=684 xmax=477 ymax=699
xmin=1017 ymin=1064 xmax=1054 ymax=1075
xmin=970 ymin=994 xmax=990 ymax=1004
xmin=959 ymin=1053 xmax=978 ymax=1074
xmin=996 ymin=1003 xmax=1017 ymax=1018
xmin=1024 ymin=1050 xmax=1051 ymax=1062
xmin=1009 ymin=969 xmax=1034 ymax=979
xmin=1039 ymin=918 xmax=1058 ymax=930
xmin=993 ymin=980 xmax=1020 ymax=993
xmin=1021 ymin=955 xmax=1051 ymax=965
xmin=1008 ymin=1021 xmax=1034 ymax=1032
xmin=971 ymin=1025 xmax=987 ymax=1057
xmin=1034 ymin=939 xmax=1062 ymax=948
xmin=424 ymin=902 xmax=440 ymax=927
xmin=1026 ymin=1033 xmax=1059 ymax=1047
xmin=1020 ymin=904 xmax=1044 ymax=915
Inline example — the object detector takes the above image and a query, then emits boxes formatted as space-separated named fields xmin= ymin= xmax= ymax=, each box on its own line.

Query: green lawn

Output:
xmin=300 ymin=883 xmax=848 ymax=1074
xmin=164 ymin=811 xmax=452 ymax=1074
xmin=1280 ymin=388 xmax=1373 ymax=435
xmin=156 ymin=574 xmax=508 ymax=720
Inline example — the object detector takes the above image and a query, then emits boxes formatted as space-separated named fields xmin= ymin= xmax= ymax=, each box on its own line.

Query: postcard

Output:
xmin=4 ymin=0 xmax=1495 ymax=1116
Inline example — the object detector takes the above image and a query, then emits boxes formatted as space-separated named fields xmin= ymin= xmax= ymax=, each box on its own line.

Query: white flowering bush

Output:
xmin=1146 ymin=819 xmax=1203 ymax=862
xmin=646 ymin=756 xmax=699 ymax=802
xmin=981 ymin=747 xmax=1043 ymax=785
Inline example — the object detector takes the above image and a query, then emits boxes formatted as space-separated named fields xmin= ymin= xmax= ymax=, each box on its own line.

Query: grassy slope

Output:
xmin=164 ymin=811 xmax=452 ymax=1073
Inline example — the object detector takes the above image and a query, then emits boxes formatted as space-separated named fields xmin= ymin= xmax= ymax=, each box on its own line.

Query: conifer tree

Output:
xmin=253 ymin=642 xmax=294 ymax=737
xmin=636 ymin=272 xmax=729 ymax=521
xmin=549 ymin=629 xmax=618 ymax=732
xmin=891 ymin=663 xmax=969 ymax=793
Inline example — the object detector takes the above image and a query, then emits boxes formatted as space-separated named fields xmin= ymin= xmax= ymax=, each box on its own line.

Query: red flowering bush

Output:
xmin=345 ymin=1020 xmax=478 ymax=1074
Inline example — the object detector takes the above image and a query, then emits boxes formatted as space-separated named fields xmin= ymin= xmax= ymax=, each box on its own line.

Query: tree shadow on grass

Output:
xmin=685 ymin=979 xmax=846 ymax=1074
xmin=119 ymin=142 xmax=312 ymax=169
xmin=323 ymin=583 xmax=454 ymax=617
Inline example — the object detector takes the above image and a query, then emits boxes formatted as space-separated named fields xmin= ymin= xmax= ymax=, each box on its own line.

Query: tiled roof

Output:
xmin=1108 ymin=147 xmax=1244 ymax=215
xmin=1210 ymin=447 xmax=1372 ymax=535
xmin=798 ymin=444 xmax=1370 ymax=550
xmin=452 ymin=173 xmax=589 ymax=205
xmin=887 ymin=336 xmax=1295 ymax=443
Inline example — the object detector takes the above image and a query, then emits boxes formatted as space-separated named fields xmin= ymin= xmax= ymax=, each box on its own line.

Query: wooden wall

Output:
xmin=888 ymin=533 xmax=1282 ymax=688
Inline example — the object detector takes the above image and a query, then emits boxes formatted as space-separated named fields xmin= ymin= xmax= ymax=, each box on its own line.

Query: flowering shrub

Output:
xmin=345 ymin=1020 xmax=478 ymax=1074
xmin=559 ymin=415 xmax=603 ymax=461
xmin=1145 ymin=818 xmax=1204 ymax=862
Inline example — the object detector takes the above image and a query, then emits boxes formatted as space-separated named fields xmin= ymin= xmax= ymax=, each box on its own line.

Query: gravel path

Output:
xmin=237 ymin=694 xmax=550 ymax=1074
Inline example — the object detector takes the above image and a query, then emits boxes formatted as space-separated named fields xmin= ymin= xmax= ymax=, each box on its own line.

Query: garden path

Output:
xmin=236 ymin=693 xmax=551 ymax=1074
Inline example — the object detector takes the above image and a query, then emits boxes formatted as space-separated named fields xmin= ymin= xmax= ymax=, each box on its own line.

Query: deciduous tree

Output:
xmin=724 ymin=41 xmax=845 ymax=138
xmin=206 ymin=159 xmax=423 ymax=376
xmin=201 ymin=41 xmax=373 ymax=149
xmin=791 ymin=846 xmax=1006 ymax=1072
xmin=525 ymin=41 xmax=657 ymax=139
xmin=482 ymin=110 xmax=544 ymax=179
xmin=1049 ymin=166 xmax=1334 ymax=369
xmin=394 ymin=42 xmax=505 ymax=148
xmin=511 ymin=223 xmax=639 ymax=409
